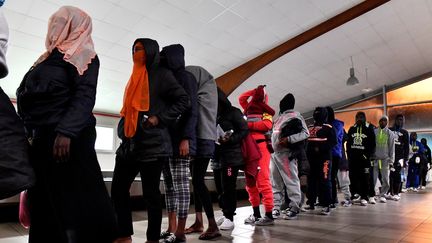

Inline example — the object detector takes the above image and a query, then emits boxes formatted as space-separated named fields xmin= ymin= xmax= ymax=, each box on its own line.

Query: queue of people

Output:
xmin=0 ymin=5 xmax=431 ymax=243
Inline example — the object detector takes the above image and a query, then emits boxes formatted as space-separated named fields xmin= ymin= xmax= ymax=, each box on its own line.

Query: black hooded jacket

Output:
xmin=117 ymin=38 xmax=190 ymax=159
xmin=161 ymin=44 xmax=198 ymax=156
xmin=389 ymin=125 xmax=409 ymax=163
xmin=347 ymin=122 xmax=376 ymax=166
xmin=307 ymin=107 xmax=337 ymax=161
xmin=214 ymin=89 xmax=248 ymax=168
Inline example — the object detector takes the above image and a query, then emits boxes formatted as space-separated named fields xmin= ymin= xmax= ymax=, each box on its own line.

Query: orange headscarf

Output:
xmin=34 ymin=6 xmax=96 ymax=75
xmin=120 ymin=43 xmax=150 ymax=138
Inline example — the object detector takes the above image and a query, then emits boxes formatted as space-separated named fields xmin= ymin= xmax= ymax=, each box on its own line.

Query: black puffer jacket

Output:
xmin=0 ymin=88 xmax=35 ymax=199
xmin=214 ymin=89 xmax=248 ymax=168
xmin=117 ymin=38 xmax=190 ymax=160
xmin=160 ymin=44 xmax=198 ymax=156
xmin=17 ymin=48 xmax=98 ymax=138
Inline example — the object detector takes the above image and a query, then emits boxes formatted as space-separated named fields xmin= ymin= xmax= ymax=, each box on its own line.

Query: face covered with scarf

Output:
xmin=120 ymin=41 xmax=150 ymax=138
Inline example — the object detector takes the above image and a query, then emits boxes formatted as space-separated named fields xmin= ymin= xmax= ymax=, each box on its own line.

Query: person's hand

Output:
xmin=278 ymin=137 xmax=288 ymax=146
xmin=179 ymin=139 xmax=189 ymax=157
xmin=219 ymin=136 xmax=230 ymax=144
xmin=143 ymin=115 xmax=159 ymax=128
xmin=53 ymin=133 xmax=71 ymax=163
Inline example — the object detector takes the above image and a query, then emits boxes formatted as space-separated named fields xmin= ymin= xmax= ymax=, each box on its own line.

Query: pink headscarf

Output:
xmin=34 ymin=6 xmax=96 ymax=75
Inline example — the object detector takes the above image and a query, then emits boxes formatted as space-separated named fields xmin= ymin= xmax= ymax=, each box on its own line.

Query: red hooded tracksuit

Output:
xmin=239 ymin=89 xmax=274 ymax=213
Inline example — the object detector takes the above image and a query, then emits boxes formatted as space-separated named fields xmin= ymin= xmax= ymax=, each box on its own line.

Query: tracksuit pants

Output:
xmin=407 ymin=162 xmax=420 ymax=188
xmin=245 ymin=142 xmax=274 ymax=213
xmin=214 ymin=166 xmax=241 ymax=220
xmin=372 ymin=159 xmax=390 ymax=197
xmin=337 ymin=170 xmax=352 ymax=200
xmin=271 ymin=151 xmax=301 ymax=212
xmin=349 ymin=160 xmax=371 ymax=200
xmin=307 ymin=159 xmax=332 ymax=208
xmin=389 ymin=163 xmax=402 ymax=196
xmin=331 ymin=156 xmax=340 ymax=204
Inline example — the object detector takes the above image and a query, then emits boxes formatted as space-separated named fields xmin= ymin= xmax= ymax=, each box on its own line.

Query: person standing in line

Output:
xmin=420 ymin=138 xmax=431 ymax=189
xmin=406 ymin=132 xmax=424 ymax=192
xmin=347 ymin=112 xmax=376 ymax=206
xmin=183 ymin=65 xmax=221 ymax=240
xmin=371 ymin=115 xmax=395 ymax=203
xmin=338 ymin=130 xmax=353 ymax=207
xmin=305 ymin=107 xmax=336 ymax=215
xmin=159 ymin=44 xmax=198 ymax=243
xmin=271 ymin=93 xmax=309 ymax=220
xmin=388 ymin=114 xmax=409 ymax=201
xmin=0 ymin=8 xmax=35 ymax=200
xmin=213 ymin=88 xmax=249 ymax=231
xmin=111 ymin=38 xmax=190 ymax=243
xmin=326 ymin=107 xmax=345 ymax=208
xmin=16 ymin=6 xmax=118 ymax=243
xmin=238 ymin=85 xmax=275 ymax=226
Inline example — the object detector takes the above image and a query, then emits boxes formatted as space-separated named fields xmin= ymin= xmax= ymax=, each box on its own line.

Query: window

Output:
xmin=95 ymin=126 xmax=115 ymax=152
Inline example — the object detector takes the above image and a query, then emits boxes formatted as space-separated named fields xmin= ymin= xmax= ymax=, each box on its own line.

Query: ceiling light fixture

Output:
xmin=346 ymin=56 xmax=359 ymax=86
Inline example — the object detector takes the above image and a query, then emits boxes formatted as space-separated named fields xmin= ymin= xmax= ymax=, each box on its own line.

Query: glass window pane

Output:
xmin=335 ymin=108 xmax=384 ymax=131
xmin=387 ymin=77 xmax=432 ymax=105
xmin=95 ymin=126 xmax=114 ymax=151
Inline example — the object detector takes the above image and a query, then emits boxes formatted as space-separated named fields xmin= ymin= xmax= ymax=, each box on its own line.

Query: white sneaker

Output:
xmin=379 ymin=197 xmax=387 ymax=203
xmin=384 ymin=194 xmax=393 ymax=200
xmin=401 ymin=188 xmax=407 ymax=193
xmin=360 ymin=199 xmax=368 ymax=206
xmin=393 ymin=195 xmax=401 ymax=201
xmin=368 ymin=197 xmax=376 ymax=204
xmin=352 ymin=195 xmax=361 ymax=203
xmin=413 ymin=188 xmax=419 ymax=192
xmin=219 ymin=218 xmax=234 ymax=230
xmin=421 ymin=186 xmax=426 ymax=190
xmin=216 ymin=216 xmax=226 ymax=226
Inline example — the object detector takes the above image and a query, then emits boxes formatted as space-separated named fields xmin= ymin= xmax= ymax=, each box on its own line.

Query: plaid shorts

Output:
xmin=162 ymin=157 xmax=191 ymax=219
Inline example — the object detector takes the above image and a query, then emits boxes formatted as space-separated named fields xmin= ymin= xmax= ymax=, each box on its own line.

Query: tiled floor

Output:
xmin=2 ymin=189 xmax=432 ymax=243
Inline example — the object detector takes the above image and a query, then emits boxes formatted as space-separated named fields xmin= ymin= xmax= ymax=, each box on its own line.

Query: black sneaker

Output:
xmin=329 ymin=204 xmax=337 ymax=209
xmin=320 ymin=207 xmax=331 ymax=215
xmin=283 ymin=210 xmax=299 ymax=220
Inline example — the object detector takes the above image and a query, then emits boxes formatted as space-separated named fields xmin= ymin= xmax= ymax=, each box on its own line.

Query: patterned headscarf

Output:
xmin=33 ymin=6 xmax=96 ymax=75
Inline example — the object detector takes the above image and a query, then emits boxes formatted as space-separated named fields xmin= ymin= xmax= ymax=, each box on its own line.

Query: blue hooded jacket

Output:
xmin=331 ymin=119 xmax=344 ymax=159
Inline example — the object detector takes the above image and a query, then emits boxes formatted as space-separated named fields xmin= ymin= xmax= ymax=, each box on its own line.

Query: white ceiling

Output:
xmin=230 ymin=0 xmax=432 ymax=114
xmin=2 ymin=0 xmax=432 ymax=115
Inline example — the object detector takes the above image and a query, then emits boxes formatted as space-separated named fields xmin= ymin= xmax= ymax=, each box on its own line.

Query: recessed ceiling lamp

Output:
xmin=346 ymin=56 xmax=359 ymax=86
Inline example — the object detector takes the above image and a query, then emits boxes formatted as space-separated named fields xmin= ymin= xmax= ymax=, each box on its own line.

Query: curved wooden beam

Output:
xmin=216 ymin=0 xmax=391 ymax=95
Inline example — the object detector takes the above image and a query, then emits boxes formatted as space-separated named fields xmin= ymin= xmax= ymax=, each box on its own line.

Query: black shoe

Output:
xmin=320 ymin=207 xmax=331 ymax=215
xmin=329 ymin=204 xmax=337 ymax=209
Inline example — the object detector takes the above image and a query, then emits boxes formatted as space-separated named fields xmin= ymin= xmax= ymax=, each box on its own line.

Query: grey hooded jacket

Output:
xmin=373 ymin=124 xmax=395 ymax=163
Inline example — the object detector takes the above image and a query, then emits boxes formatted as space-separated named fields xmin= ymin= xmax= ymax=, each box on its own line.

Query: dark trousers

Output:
xmin=406 ymin=163 xmax=420 ymax=188
xmin=331 ymin=156 xmax=340 ymax=204
xmin=28 ymin=127 xmax=117 ymax=243
xmin=389 ymin=166 xmax=402 ymax=195
xmin=420 ymin=167 xmax=428 ymax=187
xmin=111 ymin=156 xmax=164 ymax=241
xmin=190 ymin=158 xmax=215 ymax=219
xmin=368 ymin=164 xmax=376 ymax=197
xmin=349 ymin=161 xmax=370 ymax=200
xmin=213 ymin=166 xmax=240 ymax=221
xmin=308 ymin=159 xmax=332 ymax=207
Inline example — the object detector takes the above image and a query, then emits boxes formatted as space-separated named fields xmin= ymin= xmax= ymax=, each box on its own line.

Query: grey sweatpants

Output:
xmin=271 ymin=151 xmax=301 ymax=212
xmin=337 ymin=170 xmax=351 ymax=200
xmin=373 ymin=159 xmax=390 ymax=197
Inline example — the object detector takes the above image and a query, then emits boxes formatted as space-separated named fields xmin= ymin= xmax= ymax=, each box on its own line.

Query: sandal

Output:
xmin=198 ymin=231 xmax=221 ymax=240
xmin=184 ymin=226 xmax=203 ymax=234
